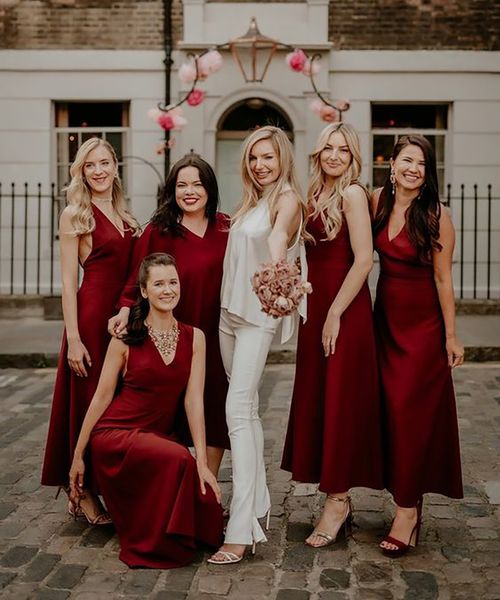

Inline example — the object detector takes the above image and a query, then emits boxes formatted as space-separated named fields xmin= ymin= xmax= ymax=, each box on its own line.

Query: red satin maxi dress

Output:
xmin=42 ymin=206 xmax=134 ymax=490
xmin=119 ymin=213 xmax=230 ymax=449
xmin=89 ymin=323 xmax=223 ymax=568
xmin=282 ymin=215 xmax=383 ymax=493
xmin=374 ymin=221 xmax=463 ymax=507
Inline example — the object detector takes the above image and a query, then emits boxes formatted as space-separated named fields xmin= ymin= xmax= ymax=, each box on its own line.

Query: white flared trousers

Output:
xmin=219 ymin=308 xmax=279 ymax=545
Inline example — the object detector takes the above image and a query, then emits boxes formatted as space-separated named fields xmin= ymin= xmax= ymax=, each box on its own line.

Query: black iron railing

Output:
xmin=0 ymin=182 xmax=498 ymax=299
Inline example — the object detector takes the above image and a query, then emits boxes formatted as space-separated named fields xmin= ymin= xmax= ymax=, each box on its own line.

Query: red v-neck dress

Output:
xmin=119 ymin=213 xmax=230 ymax=449
xmin=90 ymin=323 xmax=223 ymax=568
xmin=374 ymin=220 xmax=463 ymax=507
xmin=42 ymin=206 xmax=135 ymax=490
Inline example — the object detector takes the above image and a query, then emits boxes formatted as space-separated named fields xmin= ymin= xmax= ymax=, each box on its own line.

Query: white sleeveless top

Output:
xmin=221 ymin=188 xmax=307 ymax=343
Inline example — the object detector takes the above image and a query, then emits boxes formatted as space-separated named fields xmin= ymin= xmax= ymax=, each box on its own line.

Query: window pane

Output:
xmin=104 ymin=132 xmax=123 ymax=159
xmin=372 ymin=104 xmax=448 ymax=129
xmin=372 ymin=167 xmax=388 ymax=188
xmin=373 ymin=135 xmax=395 ymax=165
xmin=65 ymin=102 xmax=124 ymax=127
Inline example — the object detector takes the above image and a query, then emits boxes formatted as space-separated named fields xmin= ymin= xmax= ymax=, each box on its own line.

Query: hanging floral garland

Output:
xmin=149 ymin=45 xmax=350 ymax=152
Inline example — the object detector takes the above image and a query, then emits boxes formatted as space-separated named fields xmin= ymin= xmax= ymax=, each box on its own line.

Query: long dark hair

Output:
xmin=151 ymin=153 xmax=219 ymax=236
xmin=121 ymin=253 xmax=178 ymax=346
xmin=373 ymin=135 xmax=442 ymax=261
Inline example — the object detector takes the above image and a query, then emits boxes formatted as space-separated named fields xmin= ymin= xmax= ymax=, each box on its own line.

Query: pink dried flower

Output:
xmin=171 ymin=114 xmax=187 ymax=130
xmin=198 ymin=50 xmax=223 ymax=77
xmin=310 ymin=99 xmax=324 ymax=116
xmin=178 ymin=62 xmax=197 ymax=84
xmin=147 ymin=108 xmax=162 ymax=121
xmin=286 ymin=49 xmax=307 ymax=73
xmin=320 ymin=104 xmax=339 ymax=123
xmin=336 ymin=99 xmax=351 ymax=112
xmin=158 ymin=113 xmax=175 ymax=131
xmin=155 ymin=142 xmax=166 ymax=155
xmin=251 ymin=259 xmax=312 ymax=318
xmin=302 ymin=58 xmax=321 ymax=76
xmin=187 ymin=89 xmax=205 ymax=107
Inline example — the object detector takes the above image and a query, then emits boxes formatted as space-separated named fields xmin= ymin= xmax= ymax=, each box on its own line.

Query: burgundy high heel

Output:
xmin=56 ymin=486 xmax=112 ymax=526
xmin=381 ymin=498 xmax=423 ymax=558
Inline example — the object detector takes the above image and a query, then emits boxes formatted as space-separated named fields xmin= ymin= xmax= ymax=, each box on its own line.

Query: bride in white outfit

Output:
xmin=209 ymin=126 xmax=307 ymax=564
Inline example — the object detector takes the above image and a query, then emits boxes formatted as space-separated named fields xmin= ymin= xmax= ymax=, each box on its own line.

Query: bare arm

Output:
xmin=267 ymin=191 xmax=301 ymax=261
xmin=69 ymin=337 xmax=128 ymax=497
xmin=109 ymin=224 xmax=155 ymax=336
xmin=322 ymin=186 xmax=374 ymax=356
xmin=433 ymin=208 xmax=464 ymax=367
xmin=59 ymin=208 xmax=92 ymax=377
xmin=184 ymin=328 xmax=221 ymax=502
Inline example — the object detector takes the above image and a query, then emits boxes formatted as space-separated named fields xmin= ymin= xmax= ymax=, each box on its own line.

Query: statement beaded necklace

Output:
xmin=145 ymin=320 xmax=179 ymax=361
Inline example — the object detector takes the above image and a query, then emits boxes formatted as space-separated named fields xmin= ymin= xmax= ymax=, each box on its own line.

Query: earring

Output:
xmin=390 ymin=169 xmax=396 ymax=196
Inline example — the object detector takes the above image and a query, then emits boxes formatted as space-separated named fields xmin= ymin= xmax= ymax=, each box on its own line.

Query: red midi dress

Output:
xmin=119 ymin=213 xmax=229 ymax=449
xmin=282 ymin=215 xmax=383 ymax=493
xmin=42 ymin=205 xmax=134 ymax=490
xmin=374 ymin=221 xmax=463 ymax=507
xmin=90 ymin=323 xmax=223 ymax=568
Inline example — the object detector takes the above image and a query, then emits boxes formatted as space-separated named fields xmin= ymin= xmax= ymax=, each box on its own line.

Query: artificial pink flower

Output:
xmin=155 ymin=142 xmax=166 ymax=155
xmin=147 ymin=107 xmax=162 ymax=121
xmin=286 ymin=49 xmax=307 ymax=73
xmin=171 ymin=114 xmax=187 ymax=130
xmin=320 ymin=104 xmax=339 ymax=123
xmin=178 ymin=62 xmax=197 ymax=84
xmin=302 ymin=58 xmax=321 ymax=76
xmin=187 ymin=89 xmax=205 ymax=107
xmin=197 ymin=50 xmax=223 ymax=77
xmin=158 ymin=113 xmax=175 ymax=131
xmin=310 ymin=99 xmax=324 ymax=116
xmin=336 ymin=99 xmax=351 ymax=112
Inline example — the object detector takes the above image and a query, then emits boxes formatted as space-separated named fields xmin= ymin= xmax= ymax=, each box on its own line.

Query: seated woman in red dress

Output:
xmin=371 ymin=135 xmax=464 ymax=557
xmin=68 ymin=253 xmax=223 ymax=568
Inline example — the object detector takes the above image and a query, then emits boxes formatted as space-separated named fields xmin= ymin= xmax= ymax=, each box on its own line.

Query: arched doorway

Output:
xmin=216 ymin=98 xmax=294 ymax=214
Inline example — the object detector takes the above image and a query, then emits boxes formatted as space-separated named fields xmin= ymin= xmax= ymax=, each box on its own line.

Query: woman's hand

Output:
xmin=108 ymin=307 xmax=130 ymax=337
xmin=322 ymin=311 xmax=341 ymax=357
xmin=446 ymin=335 xmax=464 ymax=368
xmin=197 ymin=462 xmax=222 ymax=504
xmin=69 ymin=455 xmax=85 ymax=502
xmin=67 ymin=339 xmax=92 ymax=377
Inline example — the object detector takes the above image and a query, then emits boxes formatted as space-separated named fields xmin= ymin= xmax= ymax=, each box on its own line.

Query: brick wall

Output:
xmin=329 ymin=0 xmax=499 ymax=50
xmin=0 ymin=0 xmax=497 ymax=51
xmin=0 ymin=0 xmax=182 ymax=49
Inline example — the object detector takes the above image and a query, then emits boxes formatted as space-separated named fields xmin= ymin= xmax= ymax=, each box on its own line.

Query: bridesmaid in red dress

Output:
xmin=69 ymin=253 xmax=223 ymax=568
xmin=282 ymin=123 xmax=383 ymax=547
xmin=109 ymin=154 xmax=229 ymax=475
xmin=372 ymin=134 xmax=464 ymax=557
xmin=42 ymin=138 xmax=140 ymax=523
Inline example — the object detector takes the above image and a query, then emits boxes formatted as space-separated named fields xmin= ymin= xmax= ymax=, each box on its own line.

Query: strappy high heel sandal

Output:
xmin=207 ymin=541 xmax=256 ymax=565
xmin=56 ymin=486 xmax=112 ymax=526
xmin=305 ymin=494 xmax=352 ymax=548
xmin=380 ymin=499 xmax=423 ymax=558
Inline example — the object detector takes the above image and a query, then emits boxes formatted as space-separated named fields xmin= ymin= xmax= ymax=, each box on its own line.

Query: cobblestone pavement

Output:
xmin=0 ymin=364 xmax=499 ymax=600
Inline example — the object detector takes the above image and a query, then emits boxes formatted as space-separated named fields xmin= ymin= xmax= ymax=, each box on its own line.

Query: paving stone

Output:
xmin=0 ymin=572 xmax=17 ymax=589
xmin=0 ymin=521 xmax=25 ymax=538
xmin=197 ymin=574 xmax=232 ymax=595
xmin=353 ymin=561 xmax=392 ymax=583
xmin=356 ymin=590 xmax=394 ymax=600
xmin=123 ymin=570 xmax=160 ymax=594
xmin=282 ymin=544 xmax=315 ymax=571
xmin=164 ymin=565 xmax=198 ymax=591
xmin=458 ymin=503 xmax=490 ymax=517
xmin=318 ymin=593 xmax=349 ymax=600
xmin=22 ymin=552 xmax=61 ymax=582
xmin=319 ymin=569 xmax=350 ymax=590
xmin=58 ymin=520 xmax=87 ymax=537
xmin=401 ymin=571 xmax=438 ymax=600
xmin=0 ymin=581 xmax=39 ymax=600
xmin=287 ymin=522 xmax=312 ymax=542
xmin=440 ymin=545 xmax=471 ymax=562
xmin=0 ymin=501 xmax=16 ymax=520
xmin=153 ymin=593 xmax=187 ymax=600
xmin=278 ymin=571 xmax=308 ymax=589
xmin=276 ymin=590 xmax=310 ymax=600
xmin=34 ymin=590 xmax=70 ymax=600
xmin=0 ymin=544 xmax=38 ymax=567
xmin=46 ymin=564 xmax=88 ymax=589
xmin=73 ymin=570 xmax=122 ymax=593
xmin=79 ymin=524 xmax=115 ymax=547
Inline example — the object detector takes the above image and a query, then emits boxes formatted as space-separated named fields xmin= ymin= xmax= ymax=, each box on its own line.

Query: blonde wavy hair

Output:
xmin=64 ymin=137 xmax=141 ymax=237
xmin=232 ymin=126 xmax=306 ymax=228
xmin=306 ymin=122 xmax=365 ymax=242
